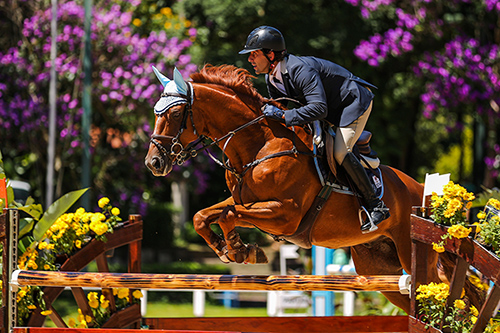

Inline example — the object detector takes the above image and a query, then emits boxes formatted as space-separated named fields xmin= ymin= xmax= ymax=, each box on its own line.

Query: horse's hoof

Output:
xmin=218 ymin=246 xmax=233 ymax=263
xmin=245 ymin=244 xmax=268 ymax=264
xmin=219 ymin=255 xmax=230 ymax=263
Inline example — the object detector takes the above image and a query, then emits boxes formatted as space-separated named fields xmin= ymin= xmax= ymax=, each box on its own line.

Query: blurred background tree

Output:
xmin=173 ymin=0 xmax=500 ymax=191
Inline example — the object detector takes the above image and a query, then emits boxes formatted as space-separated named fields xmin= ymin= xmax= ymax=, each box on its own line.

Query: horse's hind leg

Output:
xmin=351 ymin=237 xmax=411 ymax=313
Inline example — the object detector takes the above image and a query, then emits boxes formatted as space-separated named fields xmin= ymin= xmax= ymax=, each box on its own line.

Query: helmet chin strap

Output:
xmin=263 ymin=51 xmax=277 ymax=73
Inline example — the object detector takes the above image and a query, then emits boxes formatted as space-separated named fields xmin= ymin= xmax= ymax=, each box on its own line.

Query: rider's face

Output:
xmin=248 ymin=50 xmax=272 ymax=75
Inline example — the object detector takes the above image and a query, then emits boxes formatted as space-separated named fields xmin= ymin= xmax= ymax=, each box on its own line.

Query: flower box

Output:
xmin=411 ymin=209 xmax=500 ymax=284
xmin=409 ymin=208 xmax=500 ymax=333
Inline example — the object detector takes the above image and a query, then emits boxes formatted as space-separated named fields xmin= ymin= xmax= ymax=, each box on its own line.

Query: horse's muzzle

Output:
xmin=145 ymin=153 xmax=172 ymax=177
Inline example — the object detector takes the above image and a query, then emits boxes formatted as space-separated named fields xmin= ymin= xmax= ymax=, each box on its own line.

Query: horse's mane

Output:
xmin=190 ymin=64 xmax=265 ymax=107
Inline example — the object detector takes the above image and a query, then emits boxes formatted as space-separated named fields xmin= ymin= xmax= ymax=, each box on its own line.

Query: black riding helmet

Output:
xmin=239 ymin=26 xmax=286 ymax=54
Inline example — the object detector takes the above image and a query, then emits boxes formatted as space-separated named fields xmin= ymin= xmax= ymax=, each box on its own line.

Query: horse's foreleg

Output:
xmin=216 ymin=199 xmax=299 ymax=264
xmin=192 ymin=199 xmax=234 ymax=263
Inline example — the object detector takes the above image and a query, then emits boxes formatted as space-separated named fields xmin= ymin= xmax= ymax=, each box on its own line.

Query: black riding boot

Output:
xmin=341 ymin=152 xmax=390 ymax=233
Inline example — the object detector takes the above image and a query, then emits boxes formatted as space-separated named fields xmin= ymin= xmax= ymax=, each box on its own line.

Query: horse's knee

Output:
xmin=193 ymin=213 xmax=209 ymax=235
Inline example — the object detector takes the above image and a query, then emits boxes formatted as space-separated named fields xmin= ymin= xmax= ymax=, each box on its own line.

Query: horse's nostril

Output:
xmin=151 ymin=156 xmax=161 ymax=169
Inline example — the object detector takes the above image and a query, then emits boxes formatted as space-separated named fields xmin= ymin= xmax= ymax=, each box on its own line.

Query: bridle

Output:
xmin=149 ymin=84 xmax=199 ymax=166
xmin=149 ymin=83 xmax=315 ymax=183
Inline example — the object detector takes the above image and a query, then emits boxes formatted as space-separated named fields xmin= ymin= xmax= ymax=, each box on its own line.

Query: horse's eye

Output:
xmin=172 ymin=111 xmax=182 ymax=119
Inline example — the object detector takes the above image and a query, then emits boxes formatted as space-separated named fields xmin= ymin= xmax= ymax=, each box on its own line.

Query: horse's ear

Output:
xmin=152 ymin=65 xmax=171 ymax=87
xmin=173 ymin=67 xmax=188 ymax=95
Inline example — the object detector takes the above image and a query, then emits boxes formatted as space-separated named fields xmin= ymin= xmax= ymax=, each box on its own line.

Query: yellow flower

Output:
xmin=88 ymin=299 xmax=99 ymax=309
xmin=85 ymin=315 xmax=92 ymax=323
xmin=117 ymin=288 xmax=129 ymax=299
xmin=101 ymin=300 xmax=109 ymax=309
xmin=77 ymin=308 xmax=85 ymax=322
xmin=75 ymin=240 xmax=82 ymax=249
xmin=477 ymin=211 xmax=486 ymax=220
xmin=111 ymin=207 xmax=120 ymax=216
xmin=18 ymin=287 xmax=28 ymax=298
xmin=432 ymin=243 xmax=445 ymax=253
xmin=447 ymin=225 xmax=471 ymax=239
xmin=100 ymin=295 xmax=110 ymax=309
xmin=416 ymin=282 xmax=449 ymax=301
xmin=471 ymin=316 xmax=477 ymax=324
xmin=98 ymin=197 xmax=110 ymax=208
xmin=43 ymin=264 xmax=51 ymax=270
xmin=27 ymin=304 xmax=36 ymax=310
xmin=160 ymin=7 xmax=172 ymax=16
xmin=41 ymin=310 xmax=53 ymax=316
xmin=470 ymin=305 xmax=478 ymax=317
xmin=132 ymin=18 xmax=142 ymax=27
xmin=132 ymin=290 xmax=143 ymax=299
xmin=453 ymin=299 xmax=465 ymax=309
xmin=92 ymin=212 xmax=106 ymax=222
xmin=90 ymin=222 xmax=108 ymax=236
xmin=447 ymin=198 xmax=462 ymax=212
xmin=38 ymin=241 xmax=47 ymax=250
xmin=68 ymin=318 xmax=76 ymax=327
xmin=88 ymin=292 xmax=99 ymax=309
xmin=487 ymin=198 xmax=500 ymax=210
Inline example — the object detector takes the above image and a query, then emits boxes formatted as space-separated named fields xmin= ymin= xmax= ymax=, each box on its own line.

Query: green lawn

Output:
xmin=143 ymin=302 xmax=268 ymax=318
xmin=45 ymin=297 xmax=269 ymax=327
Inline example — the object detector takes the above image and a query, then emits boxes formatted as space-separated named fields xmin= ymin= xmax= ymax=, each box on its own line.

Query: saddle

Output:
xmin=314 ymin=121 xmax=383 ymax=196
xmin=280 ymin=121 xmax=384 ymax=248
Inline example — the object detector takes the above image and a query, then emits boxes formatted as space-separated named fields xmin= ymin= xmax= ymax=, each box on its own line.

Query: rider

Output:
xmin=239 ymin=25 xmax=390 ymax=233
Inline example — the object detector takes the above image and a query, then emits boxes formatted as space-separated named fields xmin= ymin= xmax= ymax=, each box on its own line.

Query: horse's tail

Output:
xmin=438 ymin=251 xmax=486 ymax=308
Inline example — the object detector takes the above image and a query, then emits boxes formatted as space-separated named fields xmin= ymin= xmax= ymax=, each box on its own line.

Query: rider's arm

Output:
xmin=282 ymin=64 xmax=328 ymax=127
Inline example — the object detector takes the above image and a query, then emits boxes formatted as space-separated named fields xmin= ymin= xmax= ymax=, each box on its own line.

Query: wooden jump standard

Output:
xmin=11 ymin=270 xmax=410 ymax=293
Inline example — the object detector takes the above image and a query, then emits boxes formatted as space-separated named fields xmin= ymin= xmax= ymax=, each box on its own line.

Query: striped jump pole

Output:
xmin=11 ymin=270 xmax=411 ymax=294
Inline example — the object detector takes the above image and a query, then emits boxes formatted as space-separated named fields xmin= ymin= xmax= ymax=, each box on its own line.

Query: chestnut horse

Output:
xmin=145 ymin=65 xmax=441 ymax=312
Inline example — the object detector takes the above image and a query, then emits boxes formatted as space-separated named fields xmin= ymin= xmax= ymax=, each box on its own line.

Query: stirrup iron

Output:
xmin=358 ymin=206 xmax=378 ymax=234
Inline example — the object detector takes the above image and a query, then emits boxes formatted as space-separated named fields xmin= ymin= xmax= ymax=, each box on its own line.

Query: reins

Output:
xmin=150 ymin=86 xmax=317 ymax=185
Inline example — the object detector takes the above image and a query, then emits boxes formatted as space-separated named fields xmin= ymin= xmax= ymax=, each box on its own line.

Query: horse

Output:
xmin=144 ymin=64 xmax=455 ymax=313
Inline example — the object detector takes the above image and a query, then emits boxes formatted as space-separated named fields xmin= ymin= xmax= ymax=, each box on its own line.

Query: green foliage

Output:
xmin=474 ymin=189 xmax=500 ymax=207
xmin=32 ymin=188 xmax=88 ymax=242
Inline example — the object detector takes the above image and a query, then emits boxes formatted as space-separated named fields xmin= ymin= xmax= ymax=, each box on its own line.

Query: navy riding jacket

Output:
xmin=266 ymin=54 xmax=377 ymax=127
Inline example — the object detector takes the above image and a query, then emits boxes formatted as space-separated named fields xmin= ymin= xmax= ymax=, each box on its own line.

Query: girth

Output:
xmin=276 ymin=183 xmax=336 ymax=249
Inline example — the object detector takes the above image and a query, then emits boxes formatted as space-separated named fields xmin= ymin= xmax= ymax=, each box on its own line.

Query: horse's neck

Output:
xmin=193 ymin=84 xmax=268 ymax=169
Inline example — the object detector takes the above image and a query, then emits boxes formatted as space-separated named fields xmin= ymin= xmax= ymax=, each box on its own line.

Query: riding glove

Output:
xmin=262 ymin=104 xmax=285 ymax=123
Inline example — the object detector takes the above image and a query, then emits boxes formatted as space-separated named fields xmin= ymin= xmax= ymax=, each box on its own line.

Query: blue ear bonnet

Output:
xmin=152 ymin=66 xmax=193 ymax=115
xmin=153 ymin=91 xmax=188 ymax=115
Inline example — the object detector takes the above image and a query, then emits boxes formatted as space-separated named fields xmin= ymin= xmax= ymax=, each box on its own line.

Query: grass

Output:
xmin=42 ymin=290 xmax=404 ymax=327
xmin=143 ymin=302 xmax=268 ymax=318
xmin=44 ymin=292 xmax=269 ymax=327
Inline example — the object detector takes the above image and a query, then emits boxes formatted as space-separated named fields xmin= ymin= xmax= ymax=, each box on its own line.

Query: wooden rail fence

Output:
xmin=11 ymin=270 xmax=409 ymax=293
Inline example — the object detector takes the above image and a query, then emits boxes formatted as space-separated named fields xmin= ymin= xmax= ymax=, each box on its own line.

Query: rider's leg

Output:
xmin=334 ymin=103 xmax=390 ymax=233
